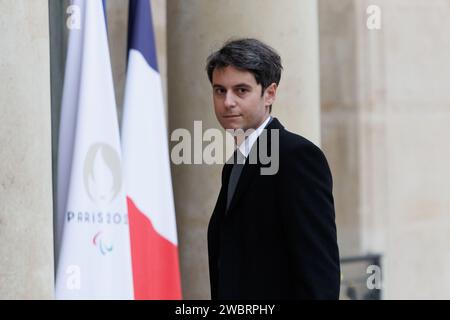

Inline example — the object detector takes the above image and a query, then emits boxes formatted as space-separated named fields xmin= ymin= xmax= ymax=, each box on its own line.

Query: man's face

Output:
xmin=211 ymin=66 xmax=276 ymax=131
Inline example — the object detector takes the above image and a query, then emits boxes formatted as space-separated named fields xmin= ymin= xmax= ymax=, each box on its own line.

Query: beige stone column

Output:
xmin=365 ymin=0 xmax=450 ymax=300
xmin=320 ymin=0 xmax=450 ymax=299
xmin=0 ymin=0 xmax=54 ymax=299
xmin=168 ymin=0 xmax=322 ymax=299
xmin=318 ymin=0 xmax=362 ymax=257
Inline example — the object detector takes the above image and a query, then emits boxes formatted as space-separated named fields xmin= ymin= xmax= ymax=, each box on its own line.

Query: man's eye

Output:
xmin=237 ymin=88 xmax=248 ymax=94
xmin=214 ymin=88 xmax=225 ymax=95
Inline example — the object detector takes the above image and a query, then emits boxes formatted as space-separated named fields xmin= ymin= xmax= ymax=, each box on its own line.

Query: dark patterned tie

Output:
xmin=226 ymin=149 xmax=246 ymax=212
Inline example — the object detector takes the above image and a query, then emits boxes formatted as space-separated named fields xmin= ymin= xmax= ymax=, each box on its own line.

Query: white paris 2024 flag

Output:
xmin=55 ymin=0 xmax=133 ymax=299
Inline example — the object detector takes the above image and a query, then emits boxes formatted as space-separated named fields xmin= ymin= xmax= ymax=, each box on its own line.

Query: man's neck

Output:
xmin=234 ymin=115 xmax=271 ymax=147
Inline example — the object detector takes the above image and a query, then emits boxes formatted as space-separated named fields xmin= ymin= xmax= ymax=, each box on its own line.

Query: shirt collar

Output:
xmin=237 ymin=116 xmax=272 ymax=158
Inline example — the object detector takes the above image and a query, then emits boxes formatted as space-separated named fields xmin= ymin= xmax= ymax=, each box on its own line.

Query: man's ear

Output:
xmin=264 ymin=83 xmax=277 ymax=107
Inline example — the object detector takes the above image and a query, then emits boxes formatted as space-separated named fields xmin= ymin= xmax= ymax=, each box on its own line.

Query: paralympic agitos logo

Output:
xmin=92 ymin=231 xmax=113 ymax=256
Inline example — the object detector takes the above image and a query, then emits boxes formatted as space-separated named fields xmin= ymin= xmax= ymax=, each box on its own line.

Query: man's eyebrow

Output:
xmin=233 ymin=83 xmax=252 ymax=88
xmin=212 ymin=83 xmax=252 ymax=88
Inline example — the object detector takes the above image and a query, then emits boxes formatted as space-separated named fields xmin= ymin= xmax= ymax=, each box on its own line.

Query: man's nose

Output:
xmin=224 ymin=91 xmax=237 ymax=108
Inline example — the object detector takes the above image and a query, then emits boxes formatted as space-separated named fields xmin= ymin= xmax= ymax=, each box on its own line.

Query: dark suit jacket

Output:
xmin=207 ymin=117 xmax=340 ymax=299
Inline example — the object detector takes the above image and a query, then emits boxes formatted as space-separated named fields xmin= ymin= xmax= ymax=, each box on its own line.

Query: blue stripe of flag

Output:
xmin=127 ymin=0 xmax=159 ymax=72
xmin=102 ymin=0 xmax=107 ymax=24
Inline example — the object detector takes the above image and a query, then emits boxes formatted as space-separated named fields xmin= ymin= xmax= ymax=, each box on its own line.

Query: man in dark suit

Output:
xmin=205 ymin=38 xmax=340 ymax=299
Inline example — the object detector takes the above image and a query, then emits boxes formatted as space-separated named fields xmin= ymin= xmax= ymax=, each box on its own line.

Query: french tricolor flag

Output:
xmin=121 ymin=0 xmax=182 ymax=299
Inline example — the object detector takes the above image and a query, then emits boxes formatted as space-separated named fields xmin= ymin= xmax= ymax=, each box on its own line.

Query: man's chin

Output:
xmin=220 ymin=121 xmax=243 ymax=131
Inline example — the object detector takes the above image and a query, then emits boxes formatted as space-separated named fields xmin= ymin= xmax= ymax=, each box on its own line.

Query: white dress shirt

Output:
xmin=237 ymin=115 xmax=272 ymax=159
